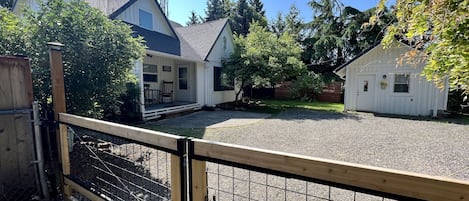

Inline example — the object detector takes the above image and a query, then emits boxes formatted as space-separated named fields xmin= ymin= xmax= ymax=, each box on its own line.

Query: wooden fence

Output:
xmin=56 ymin=113 xmax=469 ymax=201
xmin=0 ymin=56 xmax=38 ymax=199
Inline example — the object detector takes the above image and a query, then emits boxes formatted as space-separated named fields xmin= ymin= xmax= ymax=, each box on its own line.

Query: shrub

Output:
xmin=290 ymin=72 xmax=324 ymax=101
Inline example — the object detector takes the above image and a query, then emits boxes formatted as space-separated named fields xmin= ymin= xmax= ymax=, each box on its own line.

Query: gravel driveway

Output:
xmin=159 ymin=109 xmax=469 ymax=180
xmin=156 ymin=109 xmax=468 ymax=200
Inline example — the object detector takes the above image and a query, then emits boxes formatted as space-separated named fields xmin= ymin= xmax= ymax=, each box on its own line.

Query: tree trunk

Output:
xmin=235 ymin=79 xmax=245 ymax=106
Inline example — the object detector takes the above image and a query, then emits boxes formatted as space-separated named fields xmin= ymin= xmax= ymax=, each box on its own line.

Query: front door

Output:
xmin=356 ymin=74 xmax=375 ymax=112
xmin=176 ymin=66 xmax=191 ymax=102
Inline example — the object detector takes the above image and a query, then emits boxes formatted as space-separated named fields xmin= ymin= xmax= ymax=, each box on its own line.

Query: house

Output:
xmin=334 ymin=43 xmax=448 ymax=117
xmin=12 ymin=0 xmax=236 ymax=120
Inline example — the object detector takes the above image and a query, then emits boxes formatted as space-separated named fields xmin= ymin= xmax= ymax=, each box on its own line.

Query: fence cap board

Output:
xmin=192 ymin=139 xmax=469 ymax=201
xmin=59 ymin=113 xmax=183 ymax=151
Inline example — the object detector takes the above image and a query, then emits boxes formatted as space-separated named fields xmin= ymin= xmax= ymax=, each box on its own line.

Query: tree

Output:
xmin=187 ymin=10 xmax=202 ymax=26
xmin=0 ymin=0 xmax=145 ymax=118
xmin=303 ymin=1 xmax=393 ymax=77
xmin=302 ymin=0 xmax=345 ymax=73
xmin=222 ymin=0 xmax=235 ymax=18
xmin=205 ymin=0 xmax=225 ymax=22
xmin=231 ymin=0 xmax=267 ymax=36
xmin=224 ymin=22 xmax=306 ymax=102
xmin=0 ymin=8 xmax=26 ymax=55
xmin=270 ymin=12 xmax=286 ymax=37
xmin=285 ymin=4 xmax=304 ymax=41
xmin=0 ymin=0 xmax=14 ymax=9
xmin=249 ymin=0 xmax=265 ymax=16
xmin=372 ymin=0 xmax=469 ymax=93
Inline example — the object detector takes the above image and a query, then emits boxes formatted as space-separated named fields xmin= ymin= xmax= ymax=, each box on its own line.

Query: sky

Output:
xmin=167 ymin=0 xmax=395 ymax=26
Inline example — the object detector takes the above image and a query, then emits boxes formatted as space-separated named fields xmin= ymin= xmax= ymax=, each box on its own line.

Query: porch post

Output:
xmin=134 ymin=59 xmax=145 ymax=119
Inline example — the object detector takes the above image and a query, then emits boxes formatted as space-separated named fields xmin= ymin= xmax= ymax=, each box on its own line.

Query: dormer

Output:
xmin=110 ymin=0 xmax=177 ymax=38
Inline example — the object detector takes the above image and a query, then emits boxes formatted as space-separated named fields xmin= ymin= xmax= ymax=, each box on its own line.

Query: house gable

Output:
xmin=205 ymin=22 xmax=234 ymax=63
xmin=110 ymin=0 xmax=176 ymax=38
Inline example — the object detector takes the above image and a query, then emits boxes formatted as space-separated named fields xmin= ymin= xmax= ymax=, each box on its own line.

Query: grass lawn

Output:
xmin=248 ymin=99 xmax=344 ymax=114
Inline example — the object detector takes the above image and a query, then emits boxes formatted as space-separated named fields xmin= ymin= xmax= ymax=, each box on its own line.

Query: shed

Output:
xmin=334 ymin=43 xmax=448 ymax=116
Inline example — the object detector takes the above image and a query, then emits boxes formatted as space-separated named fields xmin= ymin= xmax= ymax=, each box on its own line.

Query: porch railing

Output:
xmin=144 ymin=88 xmax=161 ymax=105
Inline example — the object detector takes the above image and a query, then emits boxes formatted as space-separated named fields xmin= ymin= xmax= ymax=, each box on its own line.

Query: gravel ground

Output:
xmin=202 ymin=109 xmax=469 ymax=181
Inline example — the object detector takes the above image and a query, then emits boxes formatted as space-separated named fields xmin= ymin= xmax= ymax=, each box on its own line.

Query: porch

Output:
xmin=137 ymin=52 xmax=204 ymax=120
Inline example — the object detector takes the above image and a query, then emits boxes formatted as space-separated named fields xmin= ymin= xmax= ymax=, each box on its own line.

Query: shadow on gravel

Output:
xmin=272 ymin=109 xmax=361 ymax=121
xmin=373 ymin=113 xmax=469 ymax=125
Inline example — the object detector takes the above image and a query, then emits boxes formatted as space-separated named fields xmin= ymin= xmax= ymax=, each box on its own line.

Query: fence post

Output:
xmin=187 ymin=140 xmax=207 ymax=201
xmin=191 ymin=159 xmax=207 ymax=201
xmin=48 ymin=42 xmax=71 ymax=198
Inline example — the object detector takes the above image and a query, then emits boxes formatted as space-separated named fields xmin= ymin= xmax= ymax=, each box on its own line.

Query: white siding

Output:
xmin=344 ymin=44 xmax=448 ymax=116
xmin=205 ymin=25 xmax=236 ymax=106
xmin=114 ymin=0 xmax=174 ymax=37
xmin=143 ymin=55 xmax=176 ymax=90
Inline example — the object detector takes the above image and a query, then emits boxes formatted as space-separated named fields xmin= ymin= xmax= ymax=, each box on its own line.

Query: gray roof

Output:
xmin=85 ymin=0 xmax=229 ymax=61
xmin=175 ymin=18 xmax=229 ymax=61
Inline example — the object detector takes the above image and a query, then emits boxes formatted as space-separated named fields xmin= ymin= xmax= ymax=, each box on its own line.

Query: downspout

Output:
xmin=432 ymin=84 xmax=439 ymax=117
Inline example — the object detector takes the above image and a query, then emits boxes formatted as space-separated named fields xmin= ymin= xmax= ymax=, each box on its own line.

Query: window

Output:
xmin=223 ymin=36 xmax=227 ymax=51
xmin=178 ymin=67 xmax=188 ymax=90
xmin=143 ymin=64 xmax=157 ymax=82
xmin=214 ymin=67 xmax=234 ymax=91
xmin=394 ymin=74 xmax=410 ymax=93
xmin=139 ymin=9 xmax=153 ymax=30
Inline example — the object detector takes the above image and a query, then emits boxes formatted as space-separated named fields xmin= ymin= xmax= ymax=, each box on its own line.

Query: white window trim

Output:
xmin=391 ymin=72 xmax=413 ymax=96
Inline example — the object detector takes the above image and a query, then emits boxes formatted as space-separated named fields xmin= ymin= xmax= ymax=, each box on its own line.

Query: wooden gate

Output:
xmin=0 ymin=56 xmax=38 ymax=200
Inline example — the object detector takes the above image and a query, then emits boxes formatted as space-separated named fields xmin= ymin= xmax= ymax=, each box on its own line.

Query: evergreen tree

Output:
xmin=222 ymin=0 xmax=235 ymax=18
xmin=249 ymin=0 xmax=265 ymax=16
xmin=302 ymin=0 xmax=345 ymax=73
xmin=0 ymin=0 xmax=14 ymax=9
xmin=285 ymin=4 xmax=304 ymax=41
xmin=232 ymin=0 xmax=267 ymax=36
xmin=186 ymin=10 xmax=202 ymax=26
xmin=269 ymin=12 xmax=286 ymax=37
xmin=205 ymin=0 xmax=225 ymax=22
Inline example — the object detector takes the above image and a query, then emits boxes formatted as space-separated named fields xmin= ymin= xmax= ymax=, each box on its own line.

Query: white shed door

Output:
xmin=356 ymin=75 xmax=375 ymax=112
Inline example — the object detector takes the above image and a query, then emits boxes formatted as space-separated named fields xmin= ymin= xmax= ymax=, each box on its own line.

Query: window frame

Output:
xmin=143 ymin=64 xmax=158 ymax=83
xmin=138 ymin=9 xmax=153 ymax=30
xmin=214 ymin=66 xmax=234 ymax=91
xmin=393 ymin=73 xmax=410 ymax=93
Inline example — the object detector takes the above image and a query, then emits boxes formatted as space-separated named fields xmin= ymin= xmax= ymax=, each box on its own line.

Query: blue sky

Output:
xmin=167 ymin=0 xmax=395 ymax=25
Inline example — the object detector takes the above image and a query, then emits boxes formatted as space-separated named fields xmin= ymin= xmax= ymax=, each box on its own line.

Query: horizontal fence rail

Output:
xmin=59 ymin=113 xmax=183 ymax=152
xmin=190 ymin=139 xmax=469 ymax=201
xmin=58 ymin=113 xmax=186 ymax=201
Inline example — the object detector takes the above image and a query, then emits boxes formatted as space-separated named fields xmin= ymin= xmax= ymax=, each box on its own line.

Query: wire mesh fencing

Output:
xmin=67 ymin=125 xmax=174 ymax=201
xmin=0 ymin=179 xmax=40 ymax=201
xmin=205 ymin=162 xmax=404 ymax=201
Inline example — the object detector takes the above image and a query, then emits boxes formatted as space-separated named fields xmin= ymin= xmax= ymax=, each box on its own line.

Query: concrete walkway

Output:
xmin=153 ymin=110 xmax=271 ymax=128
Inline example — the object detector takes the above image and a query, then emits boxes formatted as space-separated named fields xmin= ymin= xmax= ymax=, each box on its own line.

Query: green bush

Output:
xmin=290 ymin=72 xmax=324 ymax=101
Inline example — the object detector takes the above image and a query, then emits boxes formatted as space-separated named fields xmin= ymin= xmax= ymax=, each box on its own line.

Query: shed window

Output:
xmin=143 ymin=64 xmax=157 ymax=82
xmin=139 ymin=9 xmax=153 ymax=30
xmin=394 ymin=74 xmax=410 ymax=93
xmin=214 ymin=67 xmax=234 ymax=91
